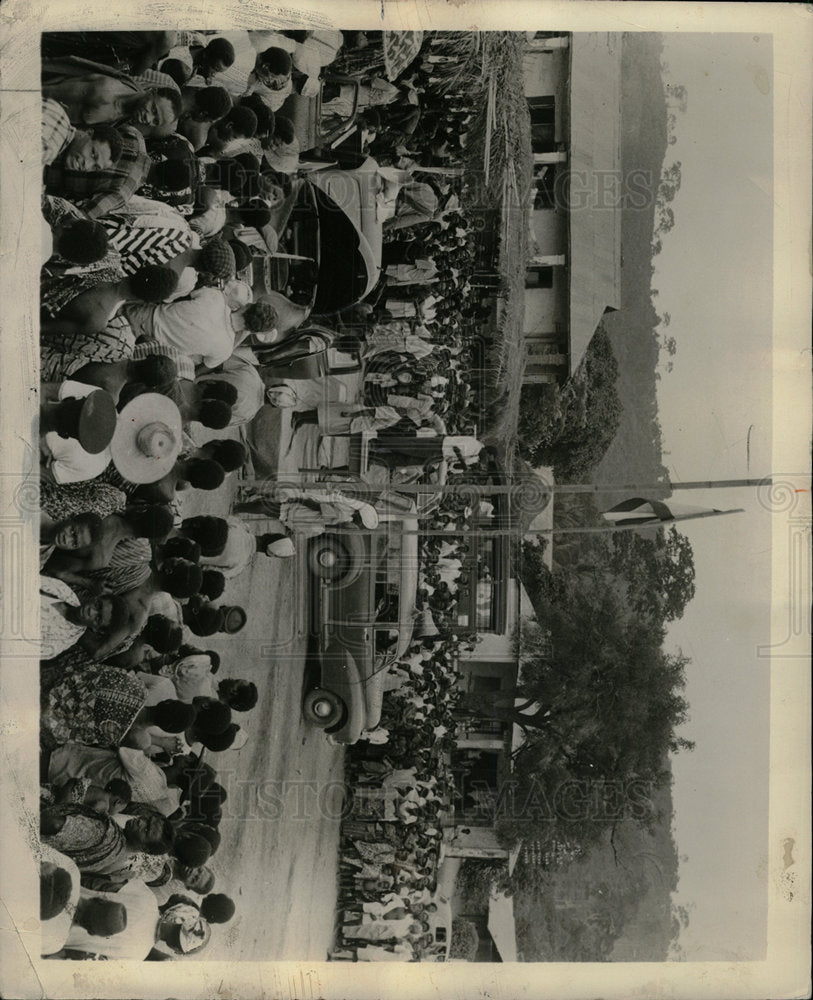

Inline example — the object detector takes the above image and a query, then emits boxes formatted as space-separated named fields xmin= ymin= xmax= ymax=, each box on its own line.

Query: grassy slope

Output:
xmin=513 ymin=782 xmax=677 ymax=962
xmin=591 ymin=33 xmax=671 ymax=508
xmin=460 ymin=33 xmax=532 ymax=455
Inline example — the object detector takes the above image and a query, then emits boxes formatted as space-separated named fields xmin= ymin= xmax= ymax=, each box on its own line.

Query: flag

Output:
xmin=602 ymin=497 xmax=725 ymax=525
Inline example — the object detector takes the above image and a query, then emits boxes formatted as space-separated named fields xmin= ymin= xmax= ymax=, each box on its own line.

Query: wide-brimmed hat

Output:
xmin=57 ymin=389 xmax=118 ymax=454
xmin=110 ymin=393 xmax=183 ymax=484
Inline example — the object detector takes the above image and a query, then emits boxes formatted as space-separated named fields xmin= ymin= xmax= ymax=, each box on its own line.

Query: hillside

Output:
xmin=592 ymin=32 xmax=671 ymax=509
xmin=514 ymin=780 xmax=677 ymax=962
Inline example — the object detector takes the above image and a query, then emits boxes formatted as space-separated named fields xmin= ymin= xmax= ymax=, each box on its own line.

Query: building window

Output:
xmin=528 ymin=96 xmax=556 ymax=124
xmin=471 ymin=674 xmax=502 ymax=694
xmin=528 ymin=96 xmax=556 ymax=153
xmin=525 ymin=266 xmax=553 ymax=289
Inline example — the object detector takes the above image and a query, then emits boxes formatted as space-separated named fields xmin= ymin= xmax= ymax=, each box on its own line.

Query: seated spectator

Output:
xmin=42 ymin=56 xmax=181 ymax=131
xmin=183 ymin=598 xmax=246 ymax=638
xmin=41 ymin=31 xmax=178 ymax=76
xmin=261 ymin=114 xmax=299 ymax=173
xmin=42 ymin=264 xmax=179 ymax=334
xmin=41 ymin=353 xmax=178 ymax=403
xmin=39 ymin=576 xmax=130 ymax=659
xmin=131 ymin=457 xmax=226 ymax=505
xmin=41 ymin=800 xmax=174 ymax=878
xmin=44 ymin=504 xmax=174 ymax=592
xmin=44 ymin=116 xmax=152 ymax=222
xmin=124 ymin=288 xmax=276 ymax=372
xmin=203 ymin=105 xmax=258 ymax=156
xmin=175 ymin=84 xmax=233 ymax=150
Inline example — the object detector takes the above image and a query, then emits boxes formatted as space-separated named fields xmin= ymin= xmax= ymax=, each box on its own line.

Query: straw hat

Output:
xmin=110 ymin=393 xmax=183 ymax=484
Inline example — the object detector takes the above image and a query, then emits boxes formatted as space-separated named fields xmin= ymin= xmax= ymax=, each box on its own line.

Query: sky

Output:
xmin=653 ymin=33 xmax=775 ymax=960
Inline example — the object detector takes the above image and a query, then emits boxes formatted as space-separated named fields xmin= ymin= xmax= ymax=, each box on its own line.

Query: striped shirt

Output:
xmin=130 ymin=340 xmax=195 ymax=380
xmin=102 ymin=219 xmax=192 ymax=275
xmin=40 ymin=318 xmax=136 ymax=382
xmin=85 ymin=538 xmax=153 ymax=594
xmin=42 ymin=98 xmax=76 ymax=165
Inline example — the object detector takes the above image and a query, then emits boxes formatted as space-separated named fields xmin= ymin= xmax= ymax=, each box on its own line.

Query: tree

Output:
xmin=517 ymin=539 xmax=551 ymax=601
xmin=456 ymin=567 xmax=695 ymax=851
xmin=517 ymin=327 xmax=622 ymax=479
xmin=608 ymin=525 xmax=697 ymax=623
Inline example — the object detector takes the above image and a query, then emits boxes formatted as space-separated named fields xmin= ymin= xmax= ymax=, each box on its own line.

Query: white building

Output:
xmin=522 ymin=32 xmax=623 ymax=385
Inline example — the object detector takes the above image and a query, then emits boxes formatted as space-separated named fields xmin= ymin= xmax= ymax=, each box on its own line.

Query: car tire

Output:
xmin=308 ymin=536 xmax=350 ymax=581
xmin=303 ymin=687 xmax=345 ymax=729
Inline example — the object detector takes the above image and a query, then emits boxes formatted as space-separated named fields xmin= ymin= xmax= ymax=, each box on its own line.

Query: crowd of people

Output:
xmin=37 ymin=27 xmax=503 ymax=962
xmin=332 ymin=631 xmax=463 ymax=962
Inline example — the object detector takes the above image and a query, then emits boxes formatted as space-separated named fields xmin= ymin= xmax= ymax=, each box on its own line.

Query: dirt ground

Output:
xmin=179 ymin=416 xmax=348 ymax=961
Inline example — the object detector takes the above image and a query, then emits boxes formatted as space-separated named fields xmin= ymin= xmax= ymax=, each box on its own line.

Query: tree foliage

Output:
xmin=458 ymin=556 xmax=695 ymax=856
xmin=517 ymin=327 xmax=622 ymax=479
xmin=608 ymin=525 xmax=696 ymax=622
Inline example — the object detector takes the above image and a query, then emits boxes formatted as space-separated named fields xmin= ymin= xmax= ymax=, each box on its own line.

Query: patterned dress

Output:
xmin=40 ymin=255 xmax=125 ymax=318
xmin=40 ymin=480 xmax=127 ymax=522
xmin=41 ymin=661 xmax=146 ymax=749
xmin=41 ymin=803 xmax=130 ymax=875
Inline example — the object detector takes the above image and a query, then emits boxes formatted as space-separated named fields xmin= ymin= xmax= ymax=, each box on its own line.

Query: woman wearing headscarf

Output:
xmin=47 ymin=742 xmax=183 ymax=818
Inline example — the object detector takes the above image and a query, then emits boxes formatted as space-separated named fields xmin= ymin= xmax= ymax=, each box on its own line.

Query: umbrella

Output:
xmin=383 ymin=31 xmax=424 ymax=81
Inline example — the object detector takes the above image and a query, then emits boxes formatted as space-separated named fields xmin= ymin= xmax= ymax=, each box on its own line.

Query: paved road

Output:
xmin=180 ymin=444 xmax=345 ymax=961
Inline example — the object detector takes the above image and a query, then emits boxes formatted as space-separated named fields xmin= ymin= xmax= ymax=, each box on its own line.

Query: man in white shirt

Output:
xmin=124 ymin=293 xmax=276 ymax=371
xmin=61 ymin=879 xmax=160 ymax=960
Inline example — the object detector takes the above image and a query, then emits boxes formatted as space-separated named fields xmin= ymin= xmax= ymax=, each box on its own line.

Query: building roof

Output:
xmin=567 ymin=32 xmax=623 ymax=374
xmin=488 ymin=890 xmax=518 ymax=962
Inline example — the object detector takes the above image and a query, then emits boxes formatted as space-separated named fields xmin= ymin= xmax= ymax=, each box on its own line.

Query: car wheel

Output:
xmin=303 ymin=687 xmax=344 ymax=729
xmin=308 ymin=537 xmax=350 ymax=581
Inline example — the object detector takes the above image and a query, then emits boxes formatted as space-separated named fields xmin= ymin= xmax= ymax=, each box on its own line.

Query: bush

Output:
xmin=450 ymin=917 xmax=480 ymax=960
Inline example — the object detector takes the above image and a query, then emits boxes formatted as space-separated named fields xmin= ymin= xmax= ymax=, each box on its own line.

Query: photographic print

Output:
xmin=0 ymin=3 xmax=810 ymax=998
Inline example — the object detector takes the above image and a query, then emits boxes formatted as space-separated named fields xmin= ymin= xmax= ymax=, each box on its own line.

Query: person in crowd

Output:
xmin=41 ymin=797 xmax=174 ymax=878
xmin=44 ymin=504 xmax=173 ymax=589
xmin=128 ymin=456 xmax=226 ymax=505
xmin=124 ymin=290 xmax=276 ymax=371
xmin=40 ymin=577 xmax=131 ymax=660
xmin=182 ymin=599 xmax=247 ymax=638
xmin=42 ymin=57 xmax=182 ymax=131
xmin=42 ymin=264 xmax=179 ymax=335
xmin=44 ymin=117 xmax=152 ymax=220
xmin=175 ymin=85 xmax=233 ymax=150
